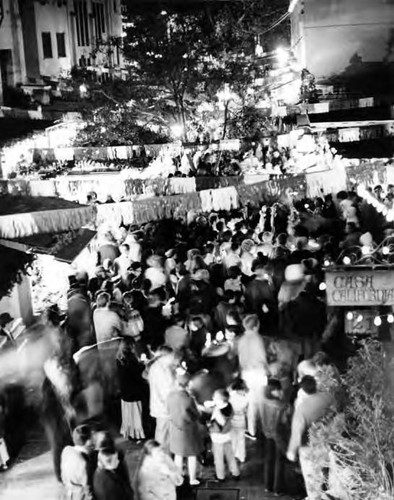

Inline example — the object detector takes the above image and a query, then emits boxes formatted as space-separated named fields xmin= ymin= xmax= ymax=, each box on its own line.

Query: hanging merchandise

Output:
xmin=167 ymin=177 xmax=197 ymax=195
xmin=211 ymin=186 xmax=239 ymax=211
xmin=199 ymin=189 xmax=214 ymax=213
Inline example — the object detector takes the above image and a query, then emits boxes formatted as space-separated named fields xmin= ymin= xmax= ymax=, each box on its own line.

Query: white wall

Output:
xmin=291 ymin=0 xmax=394 ymax=79
xmin=0 ymin=275 xmax=33 ymax=326
xmin=0 ymin=0 xmax=26 ymax=86
xmin=33 ymin=2 xmax=72 ymax=78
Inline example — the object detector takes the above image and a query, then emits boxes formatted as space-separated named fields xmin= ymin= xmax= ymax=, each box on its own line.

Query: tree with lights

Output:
xmin=123 ymin=0 xmax=289 ymax=141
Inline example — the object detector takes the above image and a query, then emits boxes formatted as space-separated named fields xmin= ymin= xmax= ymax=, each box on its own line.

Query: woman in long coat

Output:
xmin=167 ymin=373 xmax=203 ymax=486
xmin=117 ymin=339 xmax=146 ymax=440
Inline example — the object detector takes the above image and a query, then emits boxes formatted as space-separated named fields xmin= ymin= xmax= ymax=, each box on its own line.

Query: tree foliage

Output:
xmin=309 ymin=341 xmax=394 ymax=500
xmin=123 ymin=0 xmax=289 ymax=139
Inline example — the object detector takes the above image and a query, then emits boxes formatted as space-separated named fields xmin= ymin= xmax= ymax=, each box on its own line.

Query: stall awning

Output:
xmin=0 ymin=228 xmax=96 ymax=264
xmin=0 ymin=195 xmax=97 ymax=239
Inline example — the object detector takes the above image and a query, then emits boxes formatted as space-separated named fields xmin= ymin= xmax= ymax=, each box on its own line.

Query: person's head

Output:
xmin=312 ymin=351 xmax=331 ymax=368
xmin=98 ymin=446 xmax=119 ymax=471
xmin=140 ymin=439 xmax=163 ymax=462
xmin=148 ymin=287 xmax=166 ymax=306
xmin=263 ymin=231 xmax=273 ymax=244
xmin=190 ymin=316 xmax=204 ymax=332
xmin=96 ymin=291 xmax=111 ymax=308
xmin=264 ymin=379 xmax=283 ymax=401
xmin=73 ymin=425 xmax=93 ymax=451
xmin=226 ymin=309 xmax=240 ymax=326
xmin=277 ymin=233 xmax=288 ymax=246
xmin=345 ymin=221 xmax=358 ymax=234
xmin=337 ymin=190 xmax=348 ymax=201
xmin=242 ymin=314 xmax=260 ymax=333
xmin=213 ymin=388 xmax=230 ymax=407
xmin=300 ymin=375 xmax=317 ymax=395
xmin=230 ymin=378 xmax=248 ymax=394
xmin=205 ymin=243 xmax=214 ymax=255
xmin=230 ymin=241 xmax=241 ymax=254
xmin=0 ymin=312 xmax=13 ymax=328
xmin=374 ymin=185 xmax=383 ymax=197
xmin=119 ymin=243 xmax=129 ymax=255
xmin=227 ymin=266 xmax=242 ymax=280
xmin=253 ymin=260 xmax=269 ymax=278
xmin=129 ymin=261 xmax=142 ymax=276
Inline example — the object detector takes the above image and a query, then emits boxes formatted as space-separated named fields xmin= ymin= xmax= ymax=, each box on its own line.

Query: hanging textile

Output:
xmin=199 ymin=186 xmax=239 ymax=212
xmin=167 ymin=177 xmax=197 ymax=194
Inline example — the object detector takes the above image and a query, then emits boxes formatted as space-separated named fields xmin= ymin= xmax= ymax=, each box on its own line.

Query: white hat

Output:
xmin=285 ymin=264 xmax=305 ymax=283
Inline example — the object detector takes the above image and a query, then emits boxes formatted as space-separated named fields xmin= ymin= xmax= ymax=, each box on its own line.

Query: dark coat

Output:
xmin=117 ymin=353 xmax=147 ymax=402
xmin=167 ymin=389 xmax=203 ymax=457
xmin=93 ymin=467 xmax=133 ymax=500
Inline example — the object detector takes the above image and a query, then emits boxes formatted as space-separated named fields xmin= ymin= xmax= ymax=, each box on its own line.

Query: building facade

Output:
xmin=0 ymin=0 xmax=124 ymax=104
xmin=290 ymin=0 xmax=394 ymax=80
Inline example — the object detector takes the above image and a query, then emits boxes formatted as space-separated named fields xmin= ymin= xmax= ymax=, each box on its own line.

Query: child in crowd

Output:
xmin=229 ymin=379 xmax=249 ymax=463
xmin=208 ymin=389 xmax=240 ymax=482
xmin=0 ymin=397 xmax=10 ymax=471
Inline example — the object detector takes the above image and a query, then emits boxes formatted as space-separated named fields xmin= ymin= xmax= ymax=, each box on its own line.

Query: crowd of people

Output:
xmin=1 ymin=182 xmax=391 ymax=500
xmin=13 ymin=137 xmax=294 ymax=181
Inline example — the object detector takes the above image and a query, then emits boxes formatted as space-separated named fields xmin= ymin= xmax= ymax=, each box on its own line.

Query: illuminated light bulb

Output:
xmin=356 ymin=314 xmax=363 ymax=323
xmin=361 ymin=246 xmax=370 ymax=255
xmin=388 ymin=314 xmax=394 ymax=324
xmin=383 ymin=246 xmax=390 ymax=255
xmin=343 ymin=256 xmax=351 ymax=265
xmin=324 ymin=259 xmax=330 ymax=267
xmin=346 ymin=312 xmax=354 ymax=321
xmin=374 ymin=316 xmax=382 ymax=327
xmin=319 ymin=282 xmax=327 ymax=291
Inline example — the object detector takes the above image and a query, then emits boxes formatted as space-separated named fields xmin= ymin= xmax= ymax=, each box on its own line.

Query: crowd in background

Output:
xmin=1 ymin=182 xmax=392 ymax=500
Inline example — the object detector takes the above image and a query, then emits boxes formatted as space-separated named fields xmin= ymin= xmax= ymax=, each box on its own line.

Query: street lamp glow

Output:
xmin=276 ymin=47 xmax=290 ymax=67
xmin=217 ymin=84 xmax=235 ymax=104
xmin=79 ymin=84 xmax=88 ymax=96
xmin=171 ymin=124 xmax=184 ymax=138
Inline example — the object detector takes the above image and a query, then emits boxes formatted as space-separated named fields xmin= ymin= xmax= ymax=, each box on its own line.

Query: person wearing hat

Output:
xmin=0 ymin=313 xmax=15 ymax=349
xmin=145 ymin=256 xmax=166 ymax=291
xmin=167 ymin=372 xmax=203 ymax=486
xmin=93 ymin=433 xmax=133 ymax=500
xmin=244 ymin=261 xmax=278 ymax=335
xmin=61 ymin=424 xmax=96 ymax=500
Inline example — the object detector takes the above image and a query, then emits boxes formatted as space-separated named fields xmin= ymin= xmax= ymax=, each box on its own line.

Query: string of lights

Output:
xmin=345 ymin=311 xmax=394 ymax=327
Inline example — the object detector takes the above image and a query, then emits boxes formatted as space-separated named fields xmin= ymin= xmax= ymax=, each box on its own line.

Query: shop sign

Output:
xmin=325 ymin=269 xmax=394 ymax=307
xmin=345 ymin=310 xmax=379 ymax=338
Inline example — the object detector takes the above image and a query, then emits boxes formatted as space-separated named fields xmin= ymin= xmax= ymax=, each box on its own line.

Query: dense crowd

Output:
xmin=12 ymin=138 xmax=293 ymax=180
xmin=0 ymin=184 xmax=391 ymax=500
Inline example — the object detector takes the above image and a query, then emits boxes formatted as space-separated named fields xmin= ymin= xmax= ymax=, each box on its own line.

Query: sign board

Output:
xmin=325 ymin=269 xmax=394 ymax=307
xmin=345 ymin=310 xmax=379 ymax=338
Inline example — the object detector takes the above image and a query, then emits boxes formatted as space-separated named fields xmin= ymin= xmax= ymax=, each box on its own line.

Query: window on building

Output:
xmin=92 ymin=1 xmax=106 ymax=40
xmin=42 ymin=32 xmax=53 ymax=59
xmin=113 ymin=0 xmax=117 ymax=12
xmin=74 ymin=0 xmax=89 ymax=47
xmin=56 ymin=33 xmax=66 ymax=58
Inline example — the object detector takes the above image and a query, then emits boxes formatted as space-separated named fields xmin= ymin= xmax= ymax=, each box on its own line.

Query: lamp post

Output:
xmin=217 ymin=84 xmax=235 ymax=140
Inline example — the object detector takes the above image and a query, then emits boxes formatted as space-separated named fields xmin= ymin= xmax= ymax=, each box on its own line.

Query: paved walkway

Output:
xmin=0 ymin=427 xmax=302 ymax=500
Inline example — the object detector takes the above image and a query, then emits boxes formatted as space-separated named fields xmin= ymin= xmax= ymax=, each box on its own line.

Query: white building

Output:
xmin=290 ymin=0 xmax=394 ymax=80
xmin=0 ymin=0 xmax=124 ymax=104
